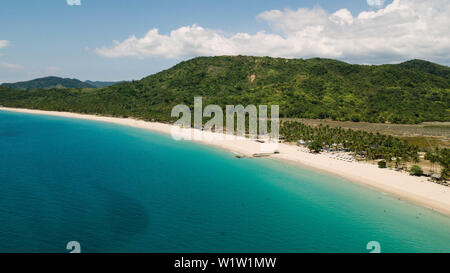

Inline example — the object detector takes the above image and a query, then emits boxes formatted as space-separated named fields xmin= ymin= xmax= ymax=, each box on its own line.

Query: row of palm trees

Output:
xmin=281 ymin=121 xmax=420 ymax=170
xmin=425 ymin=147 xmax=449 ymax=180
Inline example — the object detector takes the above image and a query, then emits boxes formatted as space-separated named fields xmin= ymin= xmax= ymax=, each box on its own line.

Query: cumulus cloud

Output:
xmin=96 ymin=0 xmax=450 ymax=64
xmin=367 ymin=0 xmax=385 ymax=7
xmin=0 ymin=40 xmax=9 ymax=49
xmin=67 ymin=0 xmax=81 ymax=6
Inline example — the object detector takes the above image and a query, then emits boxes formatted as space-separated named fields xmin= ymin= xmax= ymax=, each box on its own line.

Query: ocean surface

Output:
xmin=0 ymin=110 xmax=449 ymax=253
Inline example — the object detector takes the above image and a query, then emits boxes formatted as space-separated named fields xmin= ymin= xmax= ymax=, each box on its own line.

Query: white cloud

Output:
xmin=0 ymin=62 xmax=23 ymax=71
xmin=0 ymin=40 xmax=9 ymax=49
xmin=0 ymin=40 xmax=20 ymax=70
xmin=96 ymin=0 xmax=450 ymax=64
xmin=66 ymin=0 xmax=81 ymax=6
xmin=367 ymin=0 xmax=386 ymax=7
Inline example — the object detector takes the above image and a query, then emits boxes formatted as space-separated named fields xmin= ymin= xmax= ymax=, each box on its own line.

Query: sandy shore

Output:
xmin=1 ymin=106 xmax=450 ymax=216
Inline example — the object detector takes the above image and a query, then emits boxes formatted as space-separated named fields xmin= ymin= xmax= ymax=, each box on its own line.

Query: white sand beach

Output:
xmin=1 ymin=106 xmax=450 ymax=216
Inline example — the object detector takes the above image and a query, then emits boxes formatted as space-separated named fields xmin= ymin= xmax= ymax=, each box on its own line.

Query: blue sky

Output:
xmin=1 ymin=0 xmax=448 ymax=83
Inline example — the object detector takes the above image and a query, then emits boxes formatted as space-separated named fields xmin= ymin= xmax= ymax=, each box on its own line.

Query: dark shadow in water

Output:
xmin=0 ymin=177 xmax=150 ymax=252
xmin=89 ymin=181 xmax=150 ymax=236
xmin=0 ymin=130 xmax=23 ymax=137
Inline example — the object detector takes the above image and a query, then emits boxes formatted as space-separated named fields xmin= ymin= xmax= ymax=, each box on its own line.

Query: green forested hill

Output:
xmin=0 ymin=56 xmax=448 ymax=124
xmin=84 ymin=80 xmax=121 ymax=88
xmin=1 ymin=76 xmax=96 ymax=90
xmin=398 ymin=59 xmax=450 ymax=79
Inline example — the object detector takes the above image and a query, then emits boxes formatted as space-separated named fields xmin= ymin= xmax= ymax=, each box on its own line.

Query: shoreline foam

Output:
xmin=1 ymin=106 xmax=449 ymax=216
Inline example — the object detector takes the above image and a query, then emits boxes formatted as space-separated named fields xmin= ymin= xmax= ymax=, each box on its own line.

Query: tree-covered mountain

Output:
xmin=0 ymin=56 xmax=448 ymax=124
xmin=84 ymin=80 xmax=121 ymax=88
xmin=1 ymin=76 xmax=96 ymax=90
xmin=1 ymin=77 xmax=121 ymax=90
xmin=398 ymin=59 xmax=450 ymax=79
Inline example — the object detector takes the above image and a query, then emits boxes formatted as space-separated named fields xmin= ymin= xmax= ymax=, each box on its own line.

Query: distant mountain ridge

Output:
xmin=0 ymin=56 xmax=448 ymax=124
xmin=1 ymin=76 xmax=120 ymax=90
xmin=85 ymin=80 xmax=122 ymax=88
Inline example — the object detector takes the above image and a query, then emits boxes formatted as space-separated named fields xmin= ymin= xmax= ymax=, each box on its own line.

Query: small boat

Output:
xmin=252 ymin=153 xmax=271 ymax=158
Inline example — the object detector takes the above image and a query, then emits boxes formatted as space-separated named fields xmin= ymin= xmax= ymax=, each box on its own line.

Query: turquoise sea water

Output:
xmin=0 ymin=110 xmax=449 ymax=253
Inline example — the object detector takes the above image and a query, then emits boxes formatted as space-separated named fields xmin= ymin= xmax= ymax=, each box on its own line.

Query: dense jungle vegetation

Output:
xmin=0 ymin=56 xmax=448 ymax=124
